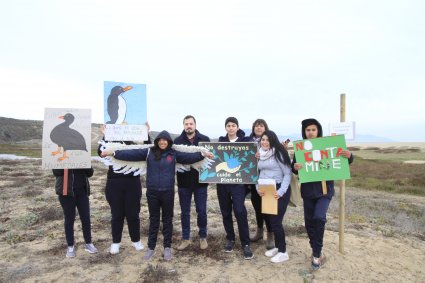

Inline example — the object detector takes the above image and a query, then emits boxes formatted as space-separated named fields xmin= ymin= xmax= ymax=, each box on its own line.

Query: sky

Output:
xmin=1 ymin=0 xmax=424 ymax=141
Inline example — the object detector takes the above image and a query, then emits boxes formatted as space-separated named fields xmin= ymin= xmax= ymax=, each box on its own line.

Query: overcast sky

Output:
xmin=1 ymin=0 xmax=424 ymax=141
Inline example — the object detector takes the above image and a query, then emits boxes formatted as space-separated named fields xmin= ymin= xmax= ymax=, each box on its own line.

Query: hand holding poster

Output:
xmin=293 ymin=135 xmax=351 ymax=183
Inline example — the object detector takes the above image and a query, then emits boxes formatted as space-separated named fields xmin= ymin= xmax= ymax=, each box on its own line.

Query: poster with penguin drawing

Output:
xmin=42 ymin=108 xmax=91 ymax=169
xmin=103 ymin=81 xmax=148 ymax=141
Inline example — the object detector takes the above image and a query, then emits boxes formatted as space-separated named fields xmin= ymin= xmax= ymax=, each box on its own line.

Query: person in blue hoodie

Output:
xmin=217 ymin=117 xmax=254 ymax=260
xmin=291 ymin=118 xmax=354 ymax=270
xmin=101 ymin=130 xmax=213 ymax=261
xmin=174 ymin=115 xmax=211 ymax=251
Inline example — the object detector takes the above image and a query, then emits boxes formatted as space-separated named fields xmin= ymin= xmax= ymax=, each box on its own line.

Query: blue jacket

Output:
xmin=114 ymin=130 xmax=205 ymax=191
xmin=174 ymin=130 xmax=210 ymax=189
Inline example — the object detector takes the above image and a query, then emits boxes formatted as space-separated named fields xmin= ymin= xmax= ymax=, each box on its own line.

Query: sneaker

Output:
xmin=200 ymin=238 xmax=208 ymax=250
xmin=110 ymin=243 xmax=120 ymax=255
xmin=132 ymin=241 xmax=144 ymax=251
xmin=84 ymin=243 xmax=98 ymax=254
xmin=249 ymin=228 xmax=264 ymax=242
xmin=177 ymin=240 xmax=191 ymax=251
xmin=66 ymin=246 xmax=75 ymax=258
xmin=143 ymin=249 xmax=155 ymax=261
xmin=243 ymin=245 xmax=254 ymax=260
xmin=312 ymin=253 xmax=326 ymax=270
xmin=271 ymin=252 xmax=289 ymax=263
xmin=224 ymin=240 xmax=235 ymax=253
xmin=163 ymin=247 xmax=172 ymax=261
xmin=264 ymin=247 xmax=278 ymax=257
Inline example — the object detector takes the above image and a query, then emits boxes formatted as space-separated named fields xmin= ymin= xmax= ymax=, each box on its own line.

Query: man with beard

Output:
xmin=174 ymin=115 xmax=211 ymax=250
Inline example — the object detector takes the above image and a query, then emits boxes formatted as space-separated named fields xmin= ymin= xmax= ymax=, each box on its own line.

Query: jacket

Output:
xmin=174 ymin=129 xmax=210 ymax=189
xmin=53 ymin=168 xmax=93 ymax=196
xmin=114 ymin=130 xmax=205 ymax=191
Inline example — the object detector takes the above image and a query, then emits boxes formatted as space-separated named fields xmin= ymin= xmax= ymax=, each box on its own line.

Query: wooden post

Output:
xmin=339 ymin=93 xmax=346 ymax=253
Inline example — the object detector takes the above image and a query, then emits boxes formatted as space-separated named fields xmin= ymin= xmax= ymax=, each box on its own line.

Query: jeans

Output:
xmin=178 ymin=185 xmax=208 ymax=240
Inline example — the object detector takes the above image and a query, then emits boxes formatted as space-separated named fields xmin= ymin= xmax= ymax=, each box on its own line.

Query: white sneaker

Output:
xmin=132 ymin=241 xmax=144 ymax=251
xmin=84 ymin=243 xmax=98 ymax=254
xmin=66 ymin=246 xmax=75 ymax=258
xmin=110 ymin=243 xmax=120 ymax=255
xmin=271 ymin=252 xmax=289 ymax=263
xmin=265 ymin=248 xmax=278 ymax=257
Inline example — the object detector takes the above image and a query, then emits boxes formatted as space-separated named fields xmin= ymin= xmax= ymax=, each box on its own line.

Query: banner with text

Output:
xmin=293 ymin=135 xmax=351 ymax=183
xmin=199 ymin=142 xmax=258 ymax=184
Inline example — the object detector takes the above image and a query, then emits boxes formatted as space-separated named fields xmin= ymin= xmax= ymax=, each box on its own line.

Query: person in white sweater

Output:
xmin=257 ymin=130 xmax=292 ymax=263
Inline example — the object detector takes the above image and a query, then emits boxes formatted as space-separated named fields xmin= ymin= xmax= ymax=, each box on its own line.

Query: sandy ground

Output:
xmin=0 ymin=156 xmax=424 ymax=282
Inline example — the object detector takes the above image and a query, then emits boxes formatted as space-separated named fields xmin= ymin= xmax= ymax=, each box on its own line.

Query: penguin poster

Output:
xmin=42 ymin=108 xmax=92 ymax=169
xmin=198 ymin=142 xmax=258 ymax=184
xmin=103 ymin=81 xmax=148 ymax=141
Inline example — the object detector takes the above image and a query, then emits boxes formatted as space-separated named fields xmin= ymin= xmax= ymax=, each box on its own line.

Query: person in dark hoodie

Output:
xmin=291 ymin=118 xmax=353 ymax=270
xmin=174 ymin=115 xmax=211 ymax=251
xmin=97 ymin=123 xmax=151 ymax=255
xmin=217 ymin=117 xmax=254 ymax=260
xmin=101 ymin=130 xmax=213 ymax=261
xmin=53 ymin=168 xmax=98 ymax=258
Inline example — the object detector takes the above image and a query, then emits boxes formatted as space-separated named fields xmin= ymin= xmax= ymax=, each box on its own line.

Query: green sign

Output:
xmin=293 ymin=135 xmax=351 ymax=183
xmin=199 ymin=142 xmax=258 ymax=184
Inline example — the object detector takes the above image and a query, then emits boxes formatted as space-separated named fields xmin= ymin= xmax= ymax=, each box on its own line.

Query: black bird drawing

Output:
xmin=106 ymin=85 xmax=133 ymax=124
xmin=50 ymin=113 xmax=87 ymax=161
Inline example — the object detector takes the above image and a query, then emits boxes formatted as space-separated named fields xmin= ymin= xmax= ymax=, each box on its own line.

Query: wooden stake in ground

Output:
xmin=339 ymin=93 xmax=346 ymax=253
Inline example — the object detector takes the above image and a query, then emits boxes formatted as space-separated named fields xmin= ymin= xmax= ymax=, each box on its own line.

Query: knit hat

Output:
xmin=225 ymin=117 xmax=239 ymax=127
xmin=301 ymin=118 xmax=323 ymax=139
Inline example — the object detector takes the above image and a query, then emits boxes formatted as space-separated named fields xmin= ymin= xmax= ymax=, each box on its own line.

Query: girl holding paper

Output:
xmin=257 ymin=130 xmax=292 ymax=263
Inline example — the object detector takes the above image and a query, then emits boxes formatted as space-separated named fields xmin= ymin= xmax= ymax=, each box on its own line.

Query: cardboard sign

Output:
xmin=329 ymin=121 xmax=356 ymax=140
xmin=259 ymin=179 xmax=278 ymax=215
xmin=103 ymin=81 xmax=148 ymax=141
xmin=42 ymin=108 xmax=91 ymax=169
xmin=198 ymin=142 xmax=258 ymax=184
xmin=293 ymin=135 xmax=351 ymax=183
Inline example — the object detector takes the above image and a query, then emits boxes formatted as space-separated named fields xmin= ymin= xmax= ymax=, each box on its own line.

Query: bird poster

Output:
xmin=103 ymin=81 xmax=148 ymax=141
xmin=42 ymin=108 xmax=91 ymax=169
xmin=198 ymin=142 xmax=258 ymax=184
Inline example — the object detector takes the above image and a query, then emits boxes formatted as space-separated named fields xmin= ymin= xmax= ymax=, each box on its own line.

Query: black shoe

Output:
xmin=224 ymin=240 xmax=235 ymax=253
xmin=243 ymin=245 xmax=254 ymax=260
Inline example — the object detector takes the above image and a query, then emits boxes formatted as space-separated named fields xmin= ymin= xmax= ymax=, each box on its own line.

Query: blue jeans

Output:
xmin=178 ymin=186 xmax=208 ymax=240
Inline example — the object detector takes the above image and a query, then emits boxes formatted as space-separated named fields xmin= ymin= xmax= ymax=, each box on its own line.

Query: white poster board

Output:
xmin=42 ymin=108 xmax=91 ymax=169
xmin=329 ymin=121 xmax=356 ymax=140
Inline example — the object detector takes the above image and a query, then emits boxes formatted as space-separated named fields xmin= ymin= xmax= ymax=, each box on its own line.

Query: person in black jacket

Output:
xmin=53 ymin=168 xmax=97 ymax=258
xmin=97 ymin=130 xmax=151 ymax=255
xmin=291 ymin=118 xmax=354 ymax=270
xmin=217 ymin=117 xmax=254 ymax=260
xmin=101 ymin=130 xmax=213 ymax=261
xmin=174 ymin=115 xmax=211 ymax=251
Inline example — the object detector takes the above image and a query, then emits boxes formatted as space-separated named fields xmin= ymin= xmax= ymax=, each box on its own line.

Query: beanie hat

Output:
xmin=301 ymin=118 xmax=323 ymax=139
xmin=225 ymin=117 xmax=239 ymax=127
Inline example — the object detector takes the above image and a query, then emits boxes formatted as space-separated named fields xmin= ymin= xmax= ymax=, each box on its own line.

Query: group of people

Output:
xmin=53 ymin=115 xmax=353 ymax=270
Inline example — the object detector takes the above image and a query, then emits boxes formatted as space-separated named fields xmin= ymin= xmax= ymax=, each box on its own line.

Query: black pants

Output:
xmin=263 ymin=187 xmax=291 ymax=253
xmin=249 ymin=184 xmax=271 ymax=232
xmin=105 ymin=178 xmax=142 ymax=243
xmin=146 ymin=189 xmax=174 ymax=250
xmin=303 ymin=196 xmax=332 ymax=258
xmin=58 ymin=189 xmax=92 ymax=246
xmin=217 ymin=184 xmax=250 ymax=246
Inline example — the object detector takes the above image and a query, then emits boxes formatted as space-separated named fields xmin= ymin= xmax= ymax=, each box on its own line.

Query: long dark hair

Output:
xmin=152 ymin=138 xmax=172 ymax=160
xmin=261 ymin=130 xmax=291 ymax=166
xmin=251 ymin=119 xmax=269 ymax=137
